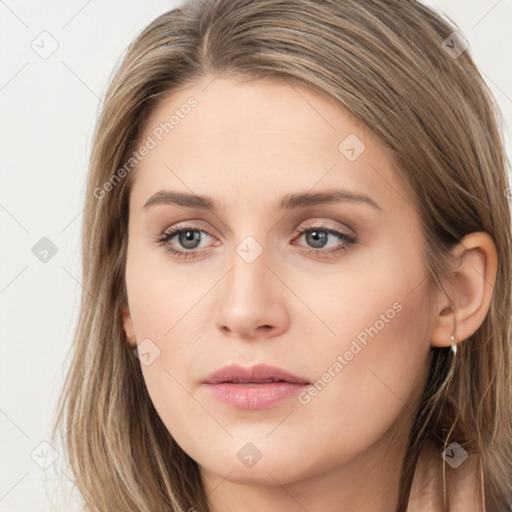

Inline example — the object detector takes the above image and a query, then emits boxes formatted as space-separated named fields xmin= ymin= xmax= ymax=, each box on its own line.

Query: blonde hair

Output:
xmin=52 ymin=1 xmax=512 ymax=510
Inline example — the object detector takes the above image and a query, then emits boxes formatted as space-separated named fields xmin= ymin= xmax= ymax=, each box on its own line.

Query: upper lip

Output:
xmin=203 ymin=364 xmax=310 ymax=385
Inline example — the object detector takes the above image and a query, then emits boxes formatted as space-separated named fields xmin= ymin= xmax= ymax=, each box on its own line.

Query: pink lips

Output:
xmin=203 ymin=364 xmax=310 ymax=409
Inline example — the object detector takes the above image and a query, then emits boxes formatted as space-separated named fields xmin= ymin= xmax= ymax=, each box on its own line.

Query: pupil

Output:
xmin=175 ymin=229 xmax=329 ymax=251
xmin=179 ymin=230 xmax=201 ymax=249
xmin=307 ymin=230 xmax=327 ymax=248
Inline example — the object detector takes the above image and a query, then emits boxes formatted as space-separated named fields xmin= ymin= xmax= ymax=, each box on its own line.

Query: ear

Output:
xmin=431 ymin=232 xmax=498 ymax=348
xmin=121 ymin=304 xmax=137 ymax=348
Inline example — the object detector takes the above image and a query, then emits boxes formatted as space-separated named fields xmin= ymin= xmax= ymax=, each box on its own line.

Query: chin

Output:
xmin=196 ymin=444 xmax=321 ymax=486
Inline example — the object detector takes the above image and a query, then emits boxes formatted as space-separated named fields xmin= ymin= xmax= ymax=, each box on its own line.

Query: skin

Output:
xmin=121 ymin=75 xmax=497 ymax=511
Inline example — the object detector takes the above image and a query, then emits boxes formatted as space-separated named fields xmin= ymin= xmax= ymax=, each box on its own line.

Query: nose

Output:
xmin=214 ymin=244 xmax=289 ymax=340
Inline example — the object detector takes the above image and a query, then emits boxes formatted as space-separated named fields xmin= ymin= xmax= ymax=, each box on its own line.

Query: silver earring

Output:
xmin=450 ymin=335 xmax=457 ymax=355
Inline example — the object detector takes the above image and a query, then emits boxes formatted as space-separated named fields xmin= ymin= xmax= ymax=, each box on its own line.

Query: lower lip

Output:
xmin=204 ymin=382 xmax=309 ymax=409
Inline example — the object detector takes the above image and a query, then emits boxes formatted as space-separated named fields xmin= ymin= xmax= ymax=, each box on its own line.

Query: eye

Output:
xmin=156 ymin=225 xmax=217 ymax=259
xmin=293 ymin=224 xmax=357 ymax=257
xmin=156 ymin=222 xmax=357 ymax=259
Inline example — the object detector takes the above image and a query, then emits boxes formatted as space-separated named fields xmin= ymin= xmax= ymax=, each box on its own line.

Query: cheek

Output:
xmin=289 ymin=248 xmax=434 ymax=457
xmin=126 ymin=242 xmax=218 ymax=341
xmin=294 ymin=302 xmax=432 ymax=474
xmin=125 ymin=250 xmax=220 ymax=433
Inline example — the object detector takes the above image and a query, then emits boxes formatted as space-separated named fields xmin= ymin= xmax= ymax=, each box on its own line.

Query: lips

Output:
xmin=203 ymin=364 xmax=310 ymax=385
xmin=203 ymin=364 xmax=311 ymax=409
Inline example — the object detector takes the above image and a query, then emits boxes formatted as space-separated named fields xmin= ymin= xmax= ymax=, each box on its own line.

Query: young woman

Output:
xmin=52 ymin=1 xmax=512 ymax=510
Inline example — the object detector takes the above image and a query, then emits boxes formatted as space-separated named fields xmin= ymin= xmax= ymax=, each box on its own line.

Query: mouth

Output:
xmin=203 ymin=364 xmax=311 ymax=409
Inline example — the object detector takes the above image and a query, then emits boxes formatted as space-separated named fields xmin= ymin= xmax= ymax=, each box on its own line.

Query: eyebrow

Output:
xmin=143 ymin=189 xmax=382 ymax=211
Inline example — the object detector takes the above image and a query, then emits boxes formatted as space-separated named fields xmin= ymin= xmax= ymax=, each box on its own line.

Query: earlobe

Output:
xmin=121 ymin=304 xmax=137 ymax=347
xmin=431 ymin=232 xmax=498 ymax=349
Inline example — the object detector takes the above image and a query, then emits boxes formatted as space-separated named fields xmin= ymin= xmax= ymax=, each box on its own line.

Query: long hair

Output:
xmin=52 ymin=1 xmax=512 ymax=510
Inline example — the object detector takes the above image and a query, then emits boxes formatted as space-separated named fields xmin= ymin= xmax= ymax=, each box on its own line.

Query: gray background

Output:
xmin=1 ymin=0 xmax=511 ymax=510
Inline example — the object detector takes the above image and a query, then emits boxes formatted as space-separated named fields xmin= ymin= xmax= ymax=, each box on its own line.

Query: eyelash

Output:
xmin=156 ymin=224 xmax=357 ymax=259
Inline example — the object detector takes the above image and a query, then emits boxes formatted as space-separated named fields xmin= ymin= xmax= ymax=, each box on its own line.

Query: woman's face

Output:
xmin=122 ymin=75 xmax=436 ymax=490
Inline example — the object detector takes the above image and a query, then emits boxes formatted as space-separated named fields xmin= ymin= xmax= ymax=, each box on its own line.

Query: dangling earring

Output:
xmin=450 ymin=304 xmax=457 ymax=356
xmin=450 ymin=335 xmax=457 ymax=355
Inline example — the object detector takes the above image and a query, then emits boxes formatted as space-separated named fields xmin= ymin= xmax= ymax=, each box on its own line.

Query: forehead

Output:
xmin=129 ymin=75 xmax=413 ymax=216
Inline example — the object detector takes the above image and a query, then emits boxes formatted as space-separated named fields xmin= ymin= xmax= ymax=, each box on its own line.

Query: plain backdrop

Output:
xmin=1 ymin=1 xmax=511 ymax=510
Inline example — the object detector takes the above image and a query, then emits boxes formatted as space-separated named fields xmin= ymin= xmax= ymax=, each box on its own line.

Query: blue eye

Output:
xmin=157 ymin=227 xmax=214 ymax=258
xmin=293 ymin=225 xmax=357 ymax=256
xmin=156 ymin=224 xmax=357 ymax=259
